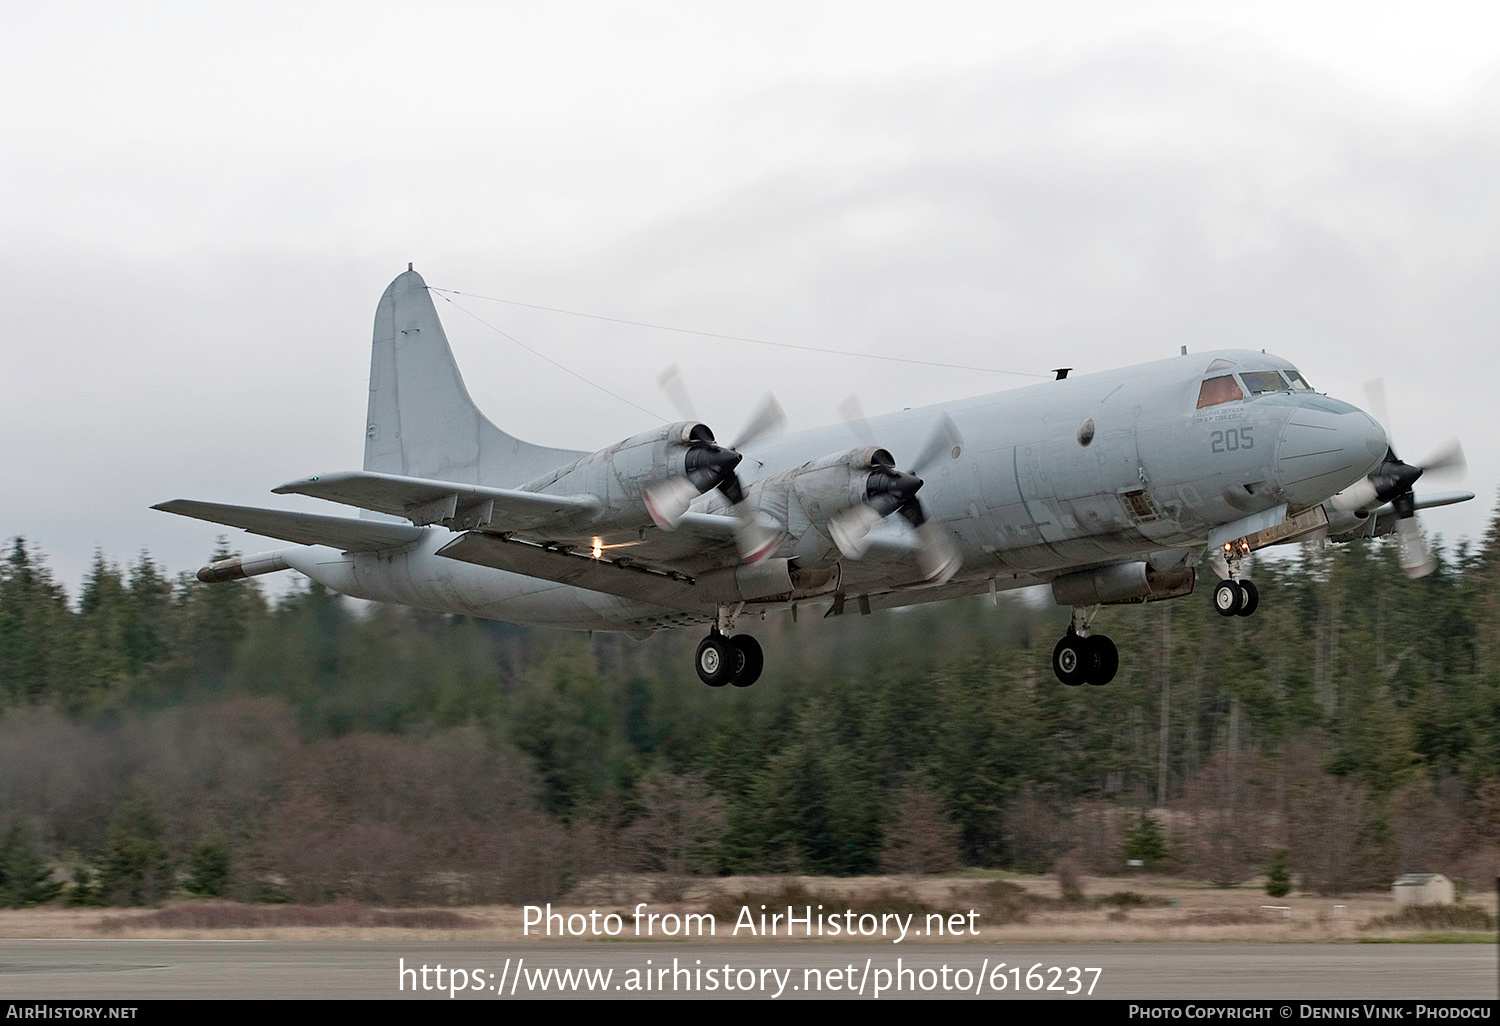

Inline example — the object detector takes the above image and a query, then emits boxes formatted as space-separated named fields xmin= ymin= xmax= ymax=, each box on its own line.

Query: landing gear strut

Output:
xmin=696 ymin=607 xmax=764 ymax=688
xmin=1052 ymin=605 xmax=1119 ymax=686
xmin=1213 ymin=540 xmax=1260 ymax=618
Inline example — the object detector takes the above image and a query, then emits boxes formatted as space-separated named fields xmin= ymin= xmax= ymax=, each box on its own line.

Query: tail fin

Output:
xmin=364 ymin=268 xmax=584 ymax=486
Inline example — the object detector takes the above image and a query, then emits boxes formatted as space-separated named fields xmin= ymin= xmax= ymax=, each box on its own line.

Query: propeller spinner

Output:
xmin=643 ymin=367 xmax=786 ymax=564
xmin=830 ymin=401 xmax=963 ymax=585
xmin=1333 ymin=380 xmax=1467 ymax=577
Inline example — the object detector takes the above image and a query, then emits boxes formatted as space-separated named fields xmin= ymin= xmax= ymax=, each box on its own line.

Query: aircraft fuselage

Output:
xmin=280 ymin=347 xmax=1386 ymax=633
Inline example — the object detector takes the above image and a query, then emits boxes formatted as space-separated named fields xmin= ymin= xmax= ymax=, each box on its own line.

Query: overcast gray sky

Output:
xmin=4 ymin=0 xmax=1498 ymax=596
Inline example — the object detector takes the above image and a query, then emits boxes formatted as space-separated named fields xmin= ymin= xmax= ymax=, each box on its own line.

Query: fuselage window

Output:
xmin=1241 ymin=370 xmax=1289 ymax=395
xmin=1196 ymin=375 xmax=1244 ymax=409
xmin=1283 ymin=370 xmax=1312 ymax=390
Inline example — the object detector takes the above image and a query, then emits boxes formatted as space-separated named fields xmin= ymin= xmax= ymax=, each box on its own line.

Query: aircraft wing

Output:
xmin=274 ymin=470 xmax=601 ymax=529
xmin=1365 ymin=490 xmax=1478 ymax=541
xmin=275 ymin=469 xmax=753 ymax=574
xmin=1370 ymin=490 xmax=1475 ymax=516
xmin=273 ymin=471 xmax=937 ymax=591
xmin=153 ymin=500 xmax=425 ymax=552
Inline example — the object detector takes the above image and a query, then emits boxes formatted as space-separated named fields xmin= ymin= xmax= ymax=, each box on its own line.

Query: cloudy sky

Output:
xmin=4 ymin=0 xmax=1498 ymax=596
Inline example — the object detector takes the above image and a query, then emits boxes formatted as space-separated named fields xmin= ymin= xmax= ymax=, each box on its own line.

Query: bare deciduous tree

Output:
xmin=626 ymin=772 xmax=725 ymax=900
xmin=1181 ymin=750 xmax=1273 ymax=887
xmin=879 ymin=776 xmax=961 ymax=876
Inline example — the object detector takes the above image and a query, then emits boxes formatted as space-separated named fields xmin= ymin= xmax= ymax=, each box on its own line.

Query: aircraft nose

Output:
xmin=1275 ymin=396 xmax=1388 ymax=505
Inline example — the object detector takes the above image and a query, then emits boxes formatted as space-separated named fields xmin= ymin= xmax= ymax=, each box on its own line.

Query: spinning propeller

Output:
xmin=830 ymin=397 xmax=963 ymax=585
xmin=1330 ymin=380 xmax=1466 ymax=578
xmin=643 ymin=366 xmax=785 ymax=564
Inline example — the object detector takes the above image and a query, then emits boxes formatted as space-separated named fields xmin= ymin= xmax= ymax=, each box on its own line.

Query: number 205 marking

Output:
xmin=1210 ymin=426 xmax=1253 ymax=453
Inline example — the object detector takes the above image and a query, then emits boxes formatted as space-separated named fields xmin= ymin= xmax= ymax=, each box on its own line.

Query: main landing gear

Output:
xmin=696 ymin=629 xmax=763 ymax=687
xmin=1212 ymin=578 xmax=1259 ymax=617
xmin=1052 ymin=605 xmax=1118 ymax=686
xmin=696 ymin=604 xmax=763 ymax=687
xmin=1213 ymin=539 xmax=1259 ymax=618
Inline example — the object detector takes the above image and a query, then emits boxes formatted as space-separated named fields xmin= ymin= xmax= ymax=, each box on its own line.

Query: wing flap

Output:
xmin=273 ymin=470 xmax=599 ymax=529
xmin=153 ymin=499 xmax=424 ymax=552
xmin=436 ymin=531 xmax=712 ymax=612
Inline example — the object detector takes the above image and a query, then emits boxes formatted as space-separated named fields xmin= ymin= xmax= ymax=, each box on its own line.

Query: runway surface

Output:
xmin=0 ymin=940 xmax=1493 ymax=1000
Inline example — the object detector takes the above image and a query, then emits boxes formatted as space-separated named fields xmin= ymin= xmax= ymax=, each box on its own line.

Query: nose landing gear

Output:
xmin=1051 ymin=605 xmax=1119 ymax=686
xmin=1213 ymin=540 xmax=1260 ymax=618
xmin=1212 ymin=578 xmax=1259 ymax=617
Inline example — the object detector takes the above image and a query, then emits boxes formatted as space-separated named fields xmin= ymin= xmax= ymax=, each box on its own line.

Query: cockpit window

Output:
xmin=1283 ymin=369 xmax=1311 ymax=390
xmin=1196 ymin=374 xmax=1244 ymax=409
xmin=1241 ymin=370 xmax=1289 ymax=395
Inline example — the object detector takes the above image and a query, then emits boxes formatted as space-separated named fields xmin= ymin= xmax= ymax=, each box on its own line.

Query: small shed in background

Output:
xmin=1391 ymin=873 xmax=1454 ymax=907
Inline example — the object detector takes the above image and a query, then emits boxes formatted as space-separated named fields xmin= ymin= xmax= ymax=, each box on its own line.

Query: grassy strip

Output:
xmin=1358 ymin=932 xmax=1498 ymax=944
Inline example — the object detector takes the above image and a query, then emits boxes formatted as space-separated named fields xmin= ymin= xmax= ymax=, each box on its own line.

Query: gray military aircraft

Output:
xmin=156 ymin=267 xmax=1473 ymax=687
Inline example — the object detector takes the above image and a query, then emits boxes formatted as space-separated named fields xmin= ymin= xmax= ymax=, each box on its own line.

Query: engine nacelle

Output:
xmin=1322 ymin=495 xmax=1376 ymax=539
xmin=699 ymin=557 xmax=841 ymax=604
xmin=742 ymin=447 xmax=894 ymax=564
xmin=520 ymin=421 xmax=712 ymax=527
xmin=1051 ymin=562 xmax=1196 ymax=607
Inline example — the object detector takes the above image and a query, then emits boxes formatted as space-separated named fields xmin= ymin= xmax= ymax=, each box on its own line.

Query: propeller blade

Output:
xmin=1396 ymin=515 xmax=1436 ymax=578
xmin=1363 ymin=378 xmax=1392 ymax=443
xmin=729 ymin=394 xmax=787 ymax=451
xmin=908 ymin=414 xmax=964 ymax=477
xmin=657 ymin=365 xmax=698 ymax=422
xmin=1416 ymin=438 xmax=1465 ymax=478
xmin=829 ymin=503 xmax=883 ymax=560
xmin=914 ymin=521 xmax=961 ymax=585
xmin=732 ymin=504 xmax=778 ymax=564
xmin=644 ymin=476 xmax=699 ymax=531
xmin=838 ymin=395 xmax=877 ymax=448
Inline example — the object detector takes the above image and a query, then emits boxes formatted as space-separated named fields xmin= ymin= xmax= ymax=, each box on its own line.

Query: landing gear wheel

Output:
xmin=696 ymin=634 xmax=734 ymax=687
xmin=728 ymin=635 xmax=764 ymax=687
xmin=1235 ymin=580 xmax=1259 ymax=617
xmin=1086 ymin=634 xmax=1118 ymax=685
xmin=1053 ymin=633 xmax=1091 ymax=686
xmin=1213 ymin=579 xmax=1242 ymax=618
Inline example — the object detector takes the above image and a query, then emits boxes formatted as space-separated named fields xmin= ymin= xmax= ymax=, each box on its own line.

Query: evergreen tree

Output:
xmin=185 ymin=833 xmax=232 ymax=898
xmin=1124 ymin=813 xmax=1169 ymax=869
xmin=0 ymin=822 xmax=61 ymax=907
xmin=0 ymin=539 xmax=73 ymax=705
xmin=100 ymin=792 xmax=174 ymax=906
xmin=1264 ymin=848 xmax=1291 ymax=898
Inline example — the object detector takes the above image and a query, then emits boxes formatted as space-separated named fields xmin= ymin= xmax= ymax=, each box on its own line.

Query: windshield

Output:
xmin=1283 ymin=369 xmax=1312 ymax=390
xmin=1196 ymin=375 xmax=1244 ymax=409
xmin=1241 ymin=370 xmax=1289 ymax=395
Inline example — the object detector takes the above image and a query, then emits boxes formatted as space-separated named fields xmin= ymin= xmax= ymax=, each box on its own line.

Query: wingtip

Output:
xmin=271 ymin=475 xmax=322 ymax=495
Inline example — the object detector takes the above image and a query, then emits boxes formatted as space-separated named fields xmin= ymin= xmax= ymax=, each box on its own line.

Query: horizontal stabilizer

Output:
xmin=152 ymin=499 xmax=425 ymax=552
xmin=274 ymin=470 xmax=599 ymax=530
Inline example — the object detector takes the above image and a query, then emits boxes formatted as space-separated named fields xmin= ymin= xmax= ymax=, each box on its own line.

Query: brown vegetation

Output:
xmin=97 ymin=901 xmax=482 ymax=932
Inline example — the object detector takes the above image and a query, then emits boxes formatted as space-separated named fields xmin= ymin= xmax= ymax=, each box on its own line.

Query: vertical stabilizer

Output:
xmin=364 ymin=269 xmax=585 ymax=486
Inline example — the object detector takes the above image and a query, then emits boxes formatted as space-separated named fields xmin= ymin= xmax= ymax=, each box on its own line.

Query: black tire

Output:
xmin=1052 ymin=634 xmax=1092 ymax=686
xmin=1235 ymin=580 xmax=1259 ymax=617
xmin=1213 ymin=579 xmax=1242 ymax=618
xmin=695 ymin=634 xmax=734 ymax=687
xmin=1086 ymin=634 xmax=1118 ymax=685
xmin=728 ymin=635 xmax=764 ymax=687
